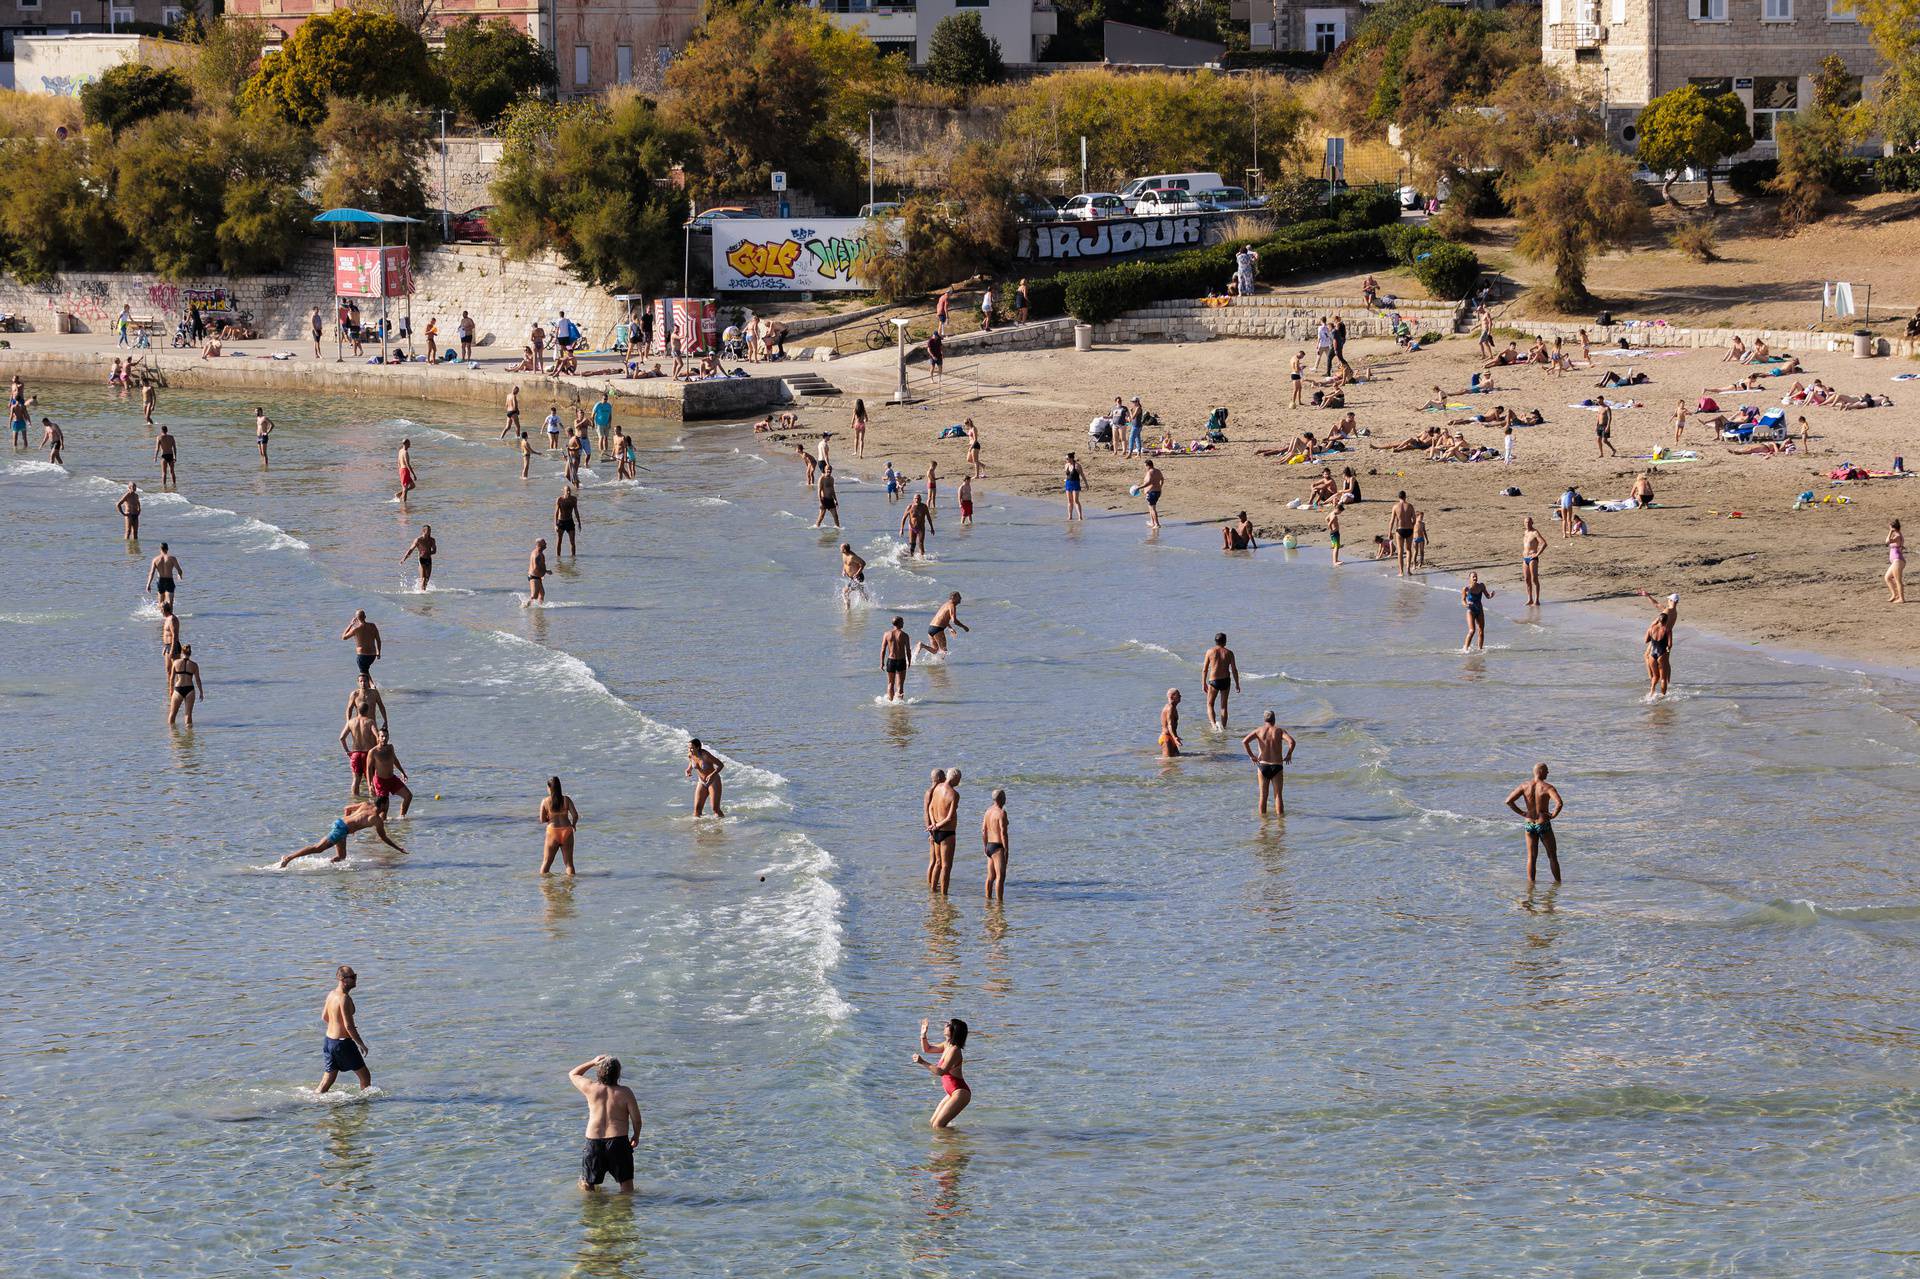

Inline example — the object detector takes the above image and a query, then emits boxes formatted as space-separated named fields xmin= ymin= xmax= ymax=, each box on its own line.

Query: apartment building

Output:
xmin=229 ymin=0 xmax=700 ymax=94
xmin=1241 ymin=0 xmax=1485 ymax=55
xmin=813 ymin=0 xmax=1057 ymax=66
xmin=1541 ymin=0 xmax=1881 ymax=152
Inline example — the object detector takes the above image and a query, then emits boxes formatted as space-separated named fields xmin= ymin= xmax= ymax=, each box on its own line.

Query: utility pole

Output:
xmin=439 ymin=109 xmax=450 ymax=241
xmin=1079 ymin=135 xmax=1087 ymax=195
xmin=869 ymin=112 xmax=876 ymax=209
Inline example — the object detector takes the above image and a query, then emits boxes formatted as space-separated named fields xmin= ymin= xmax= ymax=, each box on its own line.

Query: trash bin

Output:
xmin=1853 ymin=330 xmax=1873 ymax=358
xmin=1074 ymin=323 xmax=1093 ymax=352
xmin=54 ymin=310 xmax=74 ymax=334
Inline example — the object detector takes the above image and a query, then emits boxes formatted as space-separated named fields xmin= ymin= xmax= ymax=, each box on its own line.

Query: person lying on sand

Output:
xmin=1706 ymin=374 xmax=1769 ymax=393
xmin=1726 ymin=440 xmax=1797 ymax=456
xmin=1373 ymin=428 xmax=1442 ymax=452
xmin=1830 ymin=392 xmax=1890 ymax=410
xmin=1595 ymin=369 xmax=1648 ymax=388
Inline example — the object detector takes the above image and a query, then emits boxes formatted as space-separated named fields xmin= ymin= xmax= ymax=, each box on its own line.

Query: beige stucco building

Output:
xmin=1541 ymin=0 xmax=1882 ymax=153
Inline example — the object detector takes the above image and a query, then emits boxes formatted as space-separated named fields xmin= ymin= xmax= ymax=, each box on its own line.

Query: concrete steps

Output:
xmin=784 ymin=371 xmax=842 ymax=399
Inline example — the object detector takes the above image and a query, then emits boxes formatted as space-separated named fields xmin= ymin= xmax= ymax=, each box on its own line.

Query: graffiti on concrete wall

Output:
xmin=1017 ymin=216 xmax=1207 ymax=262
xmin=712 ymin=219 xmax=879 ymax=292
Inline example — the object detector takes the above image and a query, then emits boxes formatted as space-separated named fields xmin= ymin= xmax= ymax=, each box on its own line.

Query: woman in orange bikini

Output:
xmin=913 ymin=1017 xmax=971 ymax=1128
xmin=539 ymin=776 xmax=579 ymax=874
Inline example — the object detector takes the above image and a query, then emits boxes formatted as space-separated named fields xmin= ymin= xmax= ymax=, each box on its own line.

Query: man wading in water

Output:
xmin=1505 ymin=763 xmax=1564 ymax=882
xmin=570 ymin=1055 xmax=642 ymax=1192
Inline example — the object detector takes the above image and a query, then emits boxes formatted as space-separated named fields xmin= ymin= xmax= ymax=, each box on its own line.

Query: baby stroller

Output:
xmin=171 ymin=319 xmax=194 ymax=348
xmin=720 ymin=325 xmax=749 ymax=360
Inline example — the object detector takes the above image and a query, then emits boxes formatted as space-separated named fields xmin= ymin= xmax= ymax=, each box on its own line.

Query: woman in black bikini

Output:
xmin=1644 ymin=613 xmax=1673 ymax=697
xmin=168 ymin=644 xmax=203 ymax=728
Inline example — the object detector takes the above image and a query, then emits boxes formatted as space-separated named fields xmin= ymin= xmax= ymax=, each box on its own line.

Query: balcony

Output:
xmin=1545 ymin=21 xmax=1607 ymax=49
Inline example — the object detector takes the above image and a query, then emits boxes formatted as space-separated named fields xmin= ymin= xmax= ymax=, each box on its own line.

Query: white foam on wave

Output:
xmin=0 ymin=610 xmax=80 ymax=625
xmin=689 ymin=832 xmax=854 ymax=1027
xmin=482 ymin=629 xmax=788 ymax=789
xmin=4 ymin=459 xmax=67 ymax=477
xmin=132 ymin=599 xmax=163 ymax=620
xmin=688 ymin=496 xmax=731 ymax=507
xmin=862 ymin=536 xmax=934 ymax=579
xmin=874 ymin=695 xmax=920 ymax=706
xmin=1123 ymin=639 xmax=1185 ymax=663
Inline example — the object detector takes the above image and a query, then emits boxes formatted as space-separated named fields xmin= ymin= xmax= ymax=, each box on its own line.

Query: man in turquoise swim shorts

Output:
xmin=279 ymin=801 xmax=405 ymax=867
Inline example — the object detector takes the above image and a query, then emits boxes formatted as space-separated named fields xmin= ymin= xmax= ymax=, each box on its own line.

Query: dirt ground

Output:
xmin=799 ymin=327 xmax=1917 ymax=667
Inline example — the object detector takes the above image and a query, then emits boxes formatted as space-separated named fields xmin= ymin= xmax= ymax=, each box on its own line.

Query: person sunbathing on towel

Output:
xmin=1831 ymin=391 xmax=1889 ymax=409
xmin=1746 ymin=338 xmax=1771 ymax=364
xmin=1706 ymin=374 xmax=1767 ymax=393
xmin=1726 ymin=440 xmax=1796 ymax=455
xmin=1595 ymin=369 xmax=1648 ymax=388
xmin=1722 ymin=336 xmax=1747 ymax=363
xmin=1373 ymin=428 xmax=1442 ymax=452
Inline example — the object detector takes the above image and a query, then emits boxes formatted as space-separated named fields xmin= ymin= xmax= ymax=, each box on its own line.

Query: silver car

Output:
xmin=1058 ymin=193 xmax=1127 ymax=221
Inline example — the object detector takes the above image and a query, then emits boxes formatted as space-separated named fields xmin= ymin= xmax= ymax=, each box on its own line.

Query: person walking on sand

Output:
xmin=1461 ymin=572 xmax=1493 ymax=652
xmin=900 ymin=493 xmax=934 ymax=558
xmin=117 ymin=478 xmax=140 ymax=537
xmin=881 ymin=616 xmax=912 ymax=701
xmin=926 ymin=769 xmax=960 ymax=894
xmin=167 ymin=643 xmax=203 ymax=728
xmin=317 ymin=966 xmax=372 ymax=1094
xmin=342 ymin=610 xmax=382 ymax=676
xmin=1505 ymin=763 xmax=1564 ymax=882
xmin=1887 ymin=519 xmax=1906 ymax=604
xmin=153 ymin=424 xmax=177 ymax=488
xmin=1326 ymin=505 xmax=1342 ymax=564
xmin=395 ymin=439 xmax=417 ymax=503
xmin=540 ymin=776 xmax=579 ymax=875
xmin=686 ymin=739 xmax=725 ymax=817
xmin=402 ymin=525 xmax=437 ymax=591
xmin=1140 ymin=459 xmax=1164 ymax=531
xmin=527 ymin=539 xmax=550 ymax=605
xmin=1157 ymin=687 xmax=1184 ymax=757
xmin=1241 ymin=711 xmax=1296 ymax=817
xmin=1202 ymin=633 xmax=1241 ymax=729
xmin=916 ymin=593 xmax=970 ymax=659
xmin=813 ymin=463 xmax=840 ymax=529
xmin=367 ymin=729 xmax=412 ymax=817
xmin=554 ymin=486 xmax=581 ymax=556
xmin=1063 ymin=452 xmax=1088 ymax=520
xmin=571 ymin=1055 xmax=642 ymax=1191
xmin=1522 ymin=518 xmax=1546 ymax=605
xmin=146 ymin=542 xmax=183 ymax=607
xmin=982 ymin=789 xmax=1009 ymax=900
xmin=279 ymin=801 xmax=405 ymax=867
xmin=1594 ymin=401 xmax=1617 ymax=459
xmin=913 ymin=1018 xmax=971 ymax=1128
xmin=502 ymin=385 xmax=522 ymax=439
xmin=1389 ymin=491 xmax=1417 ymax=577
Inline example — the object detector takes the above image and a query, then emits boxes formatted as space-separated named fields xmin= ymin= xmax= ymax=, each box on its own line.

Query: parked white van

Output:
xmin=1118 ymin=173 xmax=1226 ymax=211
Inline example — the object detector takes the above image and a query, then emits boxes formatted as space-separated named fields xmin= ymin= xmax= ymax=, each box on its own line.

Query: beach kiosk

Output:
xmin=315 ymin=208 xmax=424 ymax=365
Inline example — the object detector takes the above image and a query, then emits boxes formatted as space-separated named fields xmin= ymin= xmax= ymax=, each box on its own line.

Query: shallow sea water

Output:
xmin=3 ymin=385 xmax=1919 ymax=1276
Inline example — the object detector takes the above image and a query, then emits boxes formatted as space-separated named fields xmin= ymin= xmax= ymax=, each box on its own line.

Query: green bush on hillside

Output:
xmin=1409 ymin=242 xmax=1479 ymax=300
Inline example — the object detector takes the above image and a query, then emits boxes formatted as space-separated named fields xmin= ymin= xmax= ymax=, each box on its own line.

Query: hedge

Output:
xmin=1727 ymin=153 xmax=1917 ymax=198
xmin=1330 ymin=185 xmax=1402 ymax=231
xmin=1411 ymin=243 xmax=1479 ymax=300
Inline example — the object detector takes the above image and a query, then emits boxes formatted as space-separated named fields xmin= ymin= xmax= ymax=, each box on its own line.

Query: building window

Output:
xmin=1762 ymin=0 xmax=1791 ymax=18
xmin=1752 ymin=75 xmax=1797 ymax=142
xmin=1610 ymin=0 xmax=1626 ymax=22
xmin=616 ymin=44 xmax=631 ymax=85
xmin=955 ymin=0 xmax=987 ymax=7
xmin=1689 ymin=76 xmax=1734 ymax=97
xmin=573 ymin=44 xmax=589 ymax=86
xmin=111 ymin=7 xmax=133 ymax=23
xmin=19 ymin=0 xmax=41 ymax=10
xmin=1826 ymin=0 xmax=1856 ymax=18
xmin=163 ymin=6 xmax=183 ymax=23
xmin=1691 ymin=0 xmax=1726 ymax=19
xmin=657 ymin=44 xmax=672 ymax=71
xmin=1304 ymin=9 xmax=1345 ymax=52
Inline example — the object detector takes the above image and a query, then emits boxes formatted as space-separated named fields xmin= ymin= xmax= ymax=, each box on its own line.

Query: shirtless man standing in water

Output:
xmin=925 ymin=768 xmax=960 ymax=894
xmin=158 ymin=601 xmax=182 ymax=686
xmin=1521 ymin=517 xmax=1546 ymax=606
xmin=880 ymin=617 xmax=912 ymax=701
xmin=367 ymin=729 xmax=412 ymax=816
xmin=1388 ymin=491 xmax=1417 ymax=577
xmin=117 ymin=482 xmax=141 ymax=540
xmin=1201 ymin=633 xmax=1241 ymax=729
xmin=254 ymin=408 xmax=275 ymax=466
xmin=840 ymin=543 xmax=868 ymax=606
xmin=554 ymin=486 xmax=581 ymax=556
xmin=341 ymin=709 xmax=378 ymax=796
xmin=915 ymin=593 xmax=969 ymax=659
xmin=686 ymin=738 xmax=725 ymax=817
xmin=527 ymin=539 xmax=550 ymax=605
xmin=501 ymin=385 xmax=522 ymax=439
xmin=402 ymin=525 xmax=437 ymax=591
xmin=1504 ymin=763 xmax=1564 ymax=882
xmin=570 ymin=1055 xmax=642 ymax=1192
xmin=153 ymin=424 xmax=178 ymax=488
xmin=981 ymin=788 xmax=1009 ymax=901
xmin=342 ymin=610 xmax=381 ymax=676
xmin=346 ymin=671 xmax=389 ymax=733
xmin=318 ymin=965 xmax=372 ymax=1093
xmin=145 ymin=542 xmax=183 ymax=607
xmin=900 ymin=494 xmax=934 ymax=558
xmin=395 ymin=439 xmax=417 ymax=503
xmin=1241 ymin=712 xmax=1296 ymax=816
xmin=813 ymin=463 xmax=840 ymax=529
xmin=1157 ymin=688 xmax=1184 ymax=757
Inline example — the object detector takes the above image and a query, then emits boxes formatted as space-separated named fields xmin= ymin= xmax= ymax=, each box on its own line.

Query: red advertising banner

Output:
xmin=334 ymin=246 xmax=414 ymax=298
xmin=653 ymin=297 xmax=717 ymax=353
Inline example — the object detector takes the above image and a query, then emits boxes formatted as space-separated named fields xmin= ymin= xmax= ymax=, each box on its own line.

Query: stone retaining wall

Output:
xmin=940 ymin=318 xmax=1077 ymax=356
xmin=1095 ymin=307 xmax=1422 ymax=344
xmin=1494 ymin=316 xmax=1920 ymax=361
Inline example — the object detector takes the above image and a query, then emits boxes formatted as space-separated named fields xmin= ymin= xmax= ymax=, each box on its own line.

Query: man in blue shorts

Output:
xmin=279 ymin=801 xmax=405 ymax=867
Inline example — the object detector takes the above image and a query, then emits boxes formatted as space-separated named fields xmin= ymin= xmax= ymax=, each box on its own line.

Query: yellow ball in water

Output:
xmin=434 ymin=794 xmax=442 ymax=800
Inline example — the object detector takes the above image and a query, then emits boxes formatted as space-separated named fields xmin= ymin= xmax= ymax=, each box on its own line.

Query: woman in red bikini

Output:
xmin=912 ymin=1017 xmax=971 ymax=1128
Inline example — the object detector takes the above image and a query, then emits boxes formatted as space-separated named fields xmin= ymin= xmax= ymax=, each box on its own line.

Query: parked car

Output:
xmin=1397 ymin=185 xmax=1422 ymax=209
xmin=1058 ymin=193 xmax=1127 ymax=221
xmin=685 ymin=206 xmax=751 ymax=230
xmin=449 ymin=206 xmax=495 ymax=241
xmin=1131 ymin=187 xmax=1202 ymax=215
xmin=1193 ymin=186 xmax=1263 ymax=211
xmin=857 ymin=201 xmax=903 ymax=219
xmin=1117 ymin=172 xmax=1227 ymax=210
xmin=1013 ymin=193 xmax=1059 ymax=223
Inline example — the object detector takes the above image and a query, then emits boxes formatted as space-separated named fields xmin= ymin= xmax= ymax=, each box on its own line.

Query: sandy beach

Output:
xmin=813 ymin=331 xmax=1917 ymax=667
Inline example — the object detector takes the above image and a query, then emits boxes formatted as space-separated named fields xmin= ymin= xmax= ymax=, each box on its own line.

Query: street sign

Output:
xmin=771 ymin=171 xmax=788 ymax=192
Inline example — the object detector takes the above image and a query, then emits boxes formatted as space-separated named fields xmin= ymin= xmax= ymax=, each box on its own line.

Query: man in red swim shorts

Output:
xmin=341 ymin=708 xmax=378 ymax=797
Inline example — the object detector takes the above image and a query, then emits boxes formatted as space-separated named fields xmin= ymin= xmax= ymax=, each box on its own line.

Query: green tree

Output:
xmin=317 ymin=97 xmax=433 ymax=217
xmin=1408 ymin=62 xmax=1600 ymax=236
xmin=241 ymin=8 xmax=441 ymax=129
xmin=490 ymin=95 xmax=691 ymax=290
xmin=1855 ymin=0 xmax=1920 ymax=151
xmin=80 ymin=63 xmax=193 ymax=136
xmin=1769 ymin=55 xmax=1870 ymax=227
xmin=1634 ymin=84 xmax=1752 ymax=206
xmin=189 ymin=15 xmax=270 ymax=112
xmin=665 ymin=1 xmax=897 ymax=203
xmin=435 ymin=18 xmax=556 ymax=127
xmin=1328 ymin=0 xmax=1537 ymax=137
xmin=110 ymin=113 xmax=226 ymax=277
xmin=0 ymin=137 xmax=118 ymax=279
xmin=213 ymin=108 xmax=319 ymax=273
xmin=926 ymin=14 xmax=1004 ymax=90
xmin=854 ymin=142 xmax=1017 ymax=299
xmin=1507 ymin=144 xmax=1649 ymax=308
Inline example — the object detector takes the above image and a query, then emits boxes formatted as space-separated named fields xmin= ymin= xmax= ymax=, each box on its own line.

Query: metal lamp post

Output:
xmin=890 ymin=318 xmax=912 ymax=405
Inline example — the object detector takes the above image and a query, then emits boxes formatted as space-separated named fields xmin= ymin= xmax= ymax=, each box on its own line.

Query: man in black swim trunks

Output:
xmin=146 ymin=542 xmax=183 ymax=607
xmin=1388 ymin=491 xmax=1417 ymax=577
xmin=1201 ymin=632 xmax=1241 ymax=730
xmin=554 ymin=486 xmax=581 ymax=556
xmin=402 ymin=525 xmax=437 ymax=591
xmin=570 ymin=1054 xmax=642 ymax=1192
xmin=1241 ymin=712 xmax=1296 ymax=817
xmin=880 ymin=616 xmax=912 ymax=701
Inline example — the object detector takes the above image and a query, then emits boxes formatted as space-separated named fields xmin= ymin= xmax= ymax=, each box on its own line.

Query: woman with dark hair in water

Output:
xmin=913 ymin=1017 xmax=971 ymax=1128
xmin=540 ymin=776 xmax=579 ymax=875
